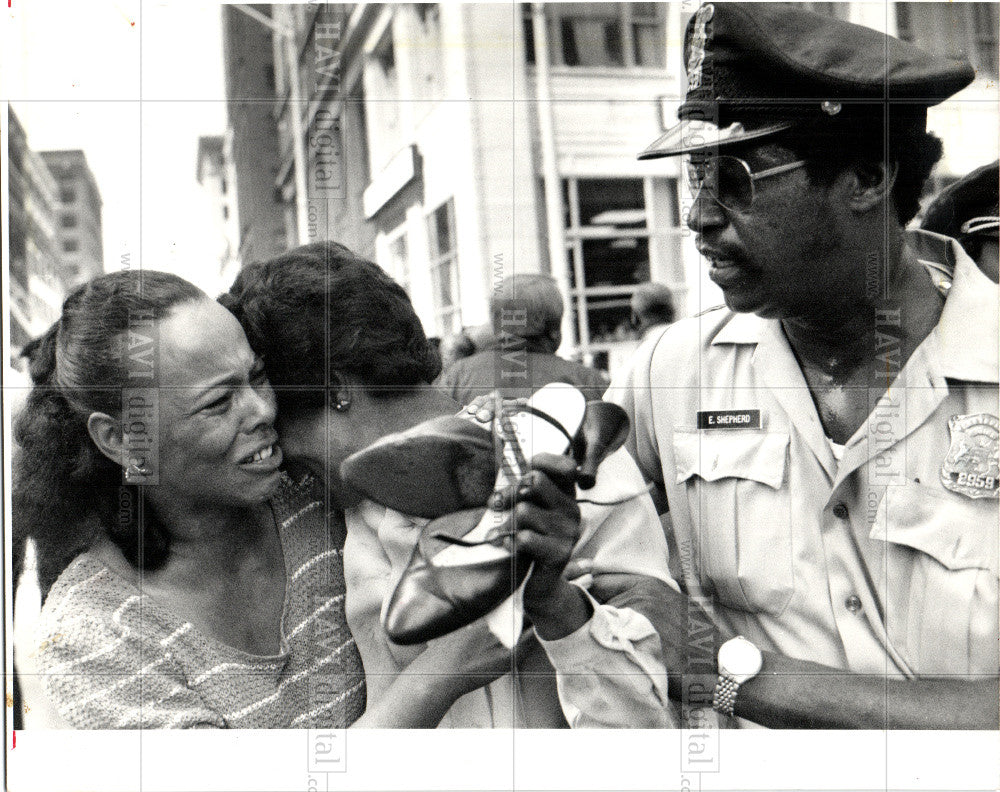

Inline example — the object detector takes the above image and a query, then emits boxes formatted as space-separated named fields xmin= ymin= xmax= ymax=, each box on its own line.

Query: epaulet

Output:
xmin=909 ymin=229 xmax=957 ymax=297
xmin=694 ymin=303 xmax=727 ymax=318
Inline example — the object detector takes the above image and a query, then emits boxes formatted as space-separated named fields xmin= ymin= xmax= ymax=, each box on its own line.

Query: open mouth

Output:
xmin=241 ymin=444 xmax=277 ymax=465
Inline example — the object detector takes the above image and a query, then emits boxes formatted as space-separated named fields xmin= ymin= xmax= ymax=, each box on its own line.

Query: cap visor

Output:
xmin=638 ymin=120 xmax=794 ymax=160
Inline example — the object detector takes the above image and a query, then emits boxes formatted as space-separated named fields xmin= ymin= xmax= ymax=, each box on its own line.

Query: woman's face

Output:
xmin=145 ymin=299 xmax=283 ymax=509
xmin=276 ymin=406 xmax=350 ymax=503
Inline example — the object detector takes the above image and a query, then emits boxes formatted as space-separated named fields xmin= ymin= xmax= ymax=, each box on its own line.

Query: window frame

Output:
xmin=426 ymin=198 xmax=462 ymax=336
xmin=561 ymin=175 xmax=685 ymax=356
xmin=895 ymin=3 xmax=998 ymax=79
xmin=385 ymin=223 xmax=411 ymax=297
xmin=523 ymin=2 xmax=666 ymax=70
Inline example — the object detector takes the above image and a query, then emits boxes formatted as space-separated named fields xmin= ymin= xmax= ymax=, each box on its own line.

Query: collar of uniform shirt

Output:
xmin=705 ymin=230 xmax=998 ymax=385
xmin=927 ymin=233 xmax=999 ymax=384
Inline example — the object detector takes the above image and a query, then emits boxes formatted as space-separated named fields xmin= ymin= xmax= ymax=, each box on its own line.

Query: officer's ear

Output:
xmin=847 ymin=160 xmax=898 ymax=214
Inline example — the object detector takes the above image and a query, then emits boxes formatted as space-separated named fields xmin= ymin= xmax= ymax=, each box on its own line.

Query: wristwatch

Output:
xmin=713 ymin=636 xmax=762 ymax=717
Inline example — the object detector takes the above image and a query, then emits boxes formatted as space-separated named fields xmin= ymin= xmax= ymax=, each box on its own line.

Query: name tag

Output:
xmin=697 ymin=409 xmax=761 ymax=430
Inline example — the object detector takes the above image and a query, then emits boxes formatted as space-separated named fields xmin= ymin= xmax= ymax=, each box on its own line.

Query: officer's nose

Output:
xmin=686 ymin=186 xmax=727 ymax=233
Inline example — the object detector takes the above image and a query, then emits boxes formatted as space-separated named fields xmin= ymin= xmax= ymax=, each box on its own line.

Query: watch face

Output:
xmin=719 ymin=637 xmax=762 ymax=682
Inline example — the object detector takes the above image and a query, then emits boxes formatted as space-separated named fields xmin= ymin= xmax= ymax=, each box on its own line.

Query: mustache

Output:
xmin=695 ymin=241 xmax=749 ymax=264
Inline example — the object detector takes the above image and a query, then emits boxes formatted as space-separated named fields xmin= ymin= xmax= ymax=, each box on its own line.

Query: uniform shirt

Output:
xmin=343 ymin=447 xmax=675 ymax=728
xmin=607 ymin=231 xmax=998 ymax=678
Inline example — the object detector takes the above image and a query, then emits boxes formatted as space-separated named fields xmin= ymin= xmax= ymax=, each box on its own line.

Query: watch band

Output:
xmin=712 ymin=672 xmax=740 ymax=716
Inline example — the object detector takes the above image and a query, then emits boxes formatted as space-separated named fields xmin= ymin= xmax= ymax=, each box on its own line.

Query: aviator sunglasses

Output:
xmin=686 ymin=155 xmax=807 ymax=213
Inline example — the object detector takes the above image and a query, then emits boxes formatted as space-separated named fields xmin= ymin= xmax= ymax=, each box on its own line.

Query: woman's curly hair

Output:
xmin=220 ymin=241 xmax=441 ymax=411
xmin=13 ymin=270 xmax=204 ymax=596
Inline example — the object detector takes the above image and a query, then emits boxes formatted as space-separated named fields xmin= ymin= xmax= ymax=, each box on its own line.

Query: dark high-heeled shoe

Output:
xmin=382 ymin=507 xmax=531 ymax=645
xmin=341 ymin=398 xmax=632 ymax=518
xmin=365 ymin=386 xmax=636 ymax=645
xmin=573 ymin=401 xmax=630 ymax=489
xmin=340 ymin=415 xmax=496 ymax=519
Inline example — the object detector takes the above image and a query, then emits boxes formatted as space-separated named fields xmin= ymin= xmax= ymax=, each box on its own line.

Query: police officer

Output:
xmin=922 ymin=160 xmax=999 ymax=282
xmin=607 ymin=3 xmax=998 ymax=727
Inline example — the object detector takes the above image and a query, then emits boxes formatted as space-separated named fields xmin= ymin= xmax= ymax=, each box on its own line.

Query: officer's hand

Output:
xmin=493 ymin=453 xmax=592 ymax=639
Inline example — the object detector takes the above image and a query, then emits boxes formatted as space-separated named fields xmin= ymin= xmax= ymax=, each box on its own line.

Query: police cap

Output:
xmin=922 ymin=161 xmax=1000 ymax=243
xmin=640 ymin=2 xmax=975 ymax=159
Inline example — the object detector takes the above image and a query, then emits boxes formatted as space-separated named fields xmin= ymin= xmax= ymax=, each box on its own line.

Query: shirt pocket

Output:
xmin=871 ymin=485 xmax=999 ymax=675
xmin=673 ymin=430 xmax=792 ymax=615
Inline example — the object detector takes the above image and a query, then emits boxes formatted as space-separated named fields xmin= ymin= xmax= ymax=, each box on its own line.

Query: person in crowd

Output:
xmin=630 ymin=282 xmax=677 ymax=339
xmin=434 ymin=273 xmax=609 ymax=404
xmin=465 ymin=322 xmax=495 ymax=353
xmin=921 ymin=160 xmax=999 ymax=282
xmin=605 ymin=3 xmax=998 ymax=728
xmin=221 ymin=242 xmax=675 ymax=728
xmin=438 ymin=330 xmax=476 ymax=372
xmin=16 ymin=271 xmax=518 ymax=728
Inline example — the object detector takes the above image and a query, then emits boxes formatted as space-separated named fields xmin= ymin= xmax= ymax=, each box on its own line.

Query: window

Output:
xmin=416 ymin=4 xmax=439 ymax=26
xmin=372 ymin=26 xmax=396 ymax=73
xmin=60 ymin=186 xmax=76 ymax=203
xmin=363 ymin=22 xmax=402 ymax=173
xmin=223 ymin=206 xmax=229 ymax=220
xmin=60 ymin=213 xmax=78 ymax=229
xmin=895 ymin=3 xmax=914 ymax=40
xmin=801 ymin=3 xmax=848 ymax=21
xmin=348 ymin=83 xmax=370 ymax=185
xmin=896 ymin=3 xmax=999 ymax=79
xmin=630 ymin=3 xmax=666 ymax=67
xmin=971 ymin=4 xmax=999 ymax=77
xmin=409 ymin=3 xmax=445 ymax=104
xmin=427 ymin=199 xmax=461 ymax=335
xmin=562 ymin=176 xmax=683 ymax=351
xmin=386 ymin=228 xmax=410 ymax=295
xmin=524 ymin=3 xmax=665 ymax=69
xmin=62 ymin=239 xmax=79 ymax=253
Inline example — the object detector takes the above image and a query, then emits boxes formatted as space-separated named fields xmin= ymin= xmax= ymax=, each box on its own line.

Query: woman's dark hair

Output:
xmin=771 ymin=112 xmax=944 ymax=225
xmin=220 ymin=241 xmax=441 ymax=412
xmin=13 ymin=270 xmax=205 ymax=595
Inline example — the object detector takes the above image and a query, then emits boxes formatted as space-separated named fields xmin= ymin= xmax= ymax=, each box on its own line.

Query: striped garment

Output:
xmin=31 ymin=475 xmax=366 ymax=728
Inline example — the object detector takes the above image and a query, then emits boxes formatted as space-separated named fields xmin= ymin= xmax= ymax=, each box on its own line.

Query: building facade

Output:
xmin=253 ymin=2 xmax=698 ymax=370
xmin=39 ymin=150 xmax=104 ymax=288
xmin=221 ymin=3 xmax=289 ymax=266
xmin=8 ymin=110 xmax=75 ymax=348
xmin=225 ymin=2 xmax=999 ymax=372
xmin=196 ymin=134 xmax=242 ymax=288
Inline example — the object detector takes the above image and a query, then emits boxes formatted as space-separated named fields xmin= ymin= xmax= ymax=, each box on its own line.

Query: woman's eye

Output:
xmin=202 ymin=393 xmax=231 ymax=412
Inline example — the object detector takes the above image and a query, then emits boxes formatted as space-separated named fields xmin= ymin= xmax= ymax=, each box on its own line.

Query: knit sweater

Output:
xmin=32 ymin=475 xmax=366 ymax=729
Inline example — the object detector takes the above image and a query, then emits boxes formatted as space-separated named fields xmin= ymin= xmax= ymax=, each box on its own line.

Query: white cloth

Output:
xmin=344 ymin=446 xmax=676 ymax=728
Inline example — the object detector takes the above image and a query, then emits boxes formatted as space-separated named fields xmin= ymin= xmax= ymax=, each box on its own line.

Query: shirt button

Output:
xmin=832 ymin=503 xmax=849 ymax=520
xmin=845 ymin=595 xmax=863 ymax=614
